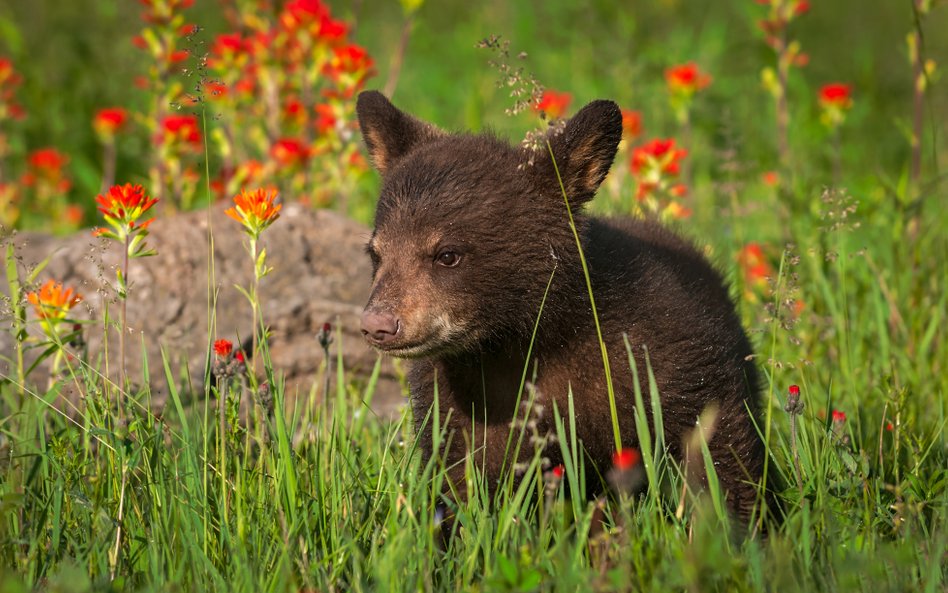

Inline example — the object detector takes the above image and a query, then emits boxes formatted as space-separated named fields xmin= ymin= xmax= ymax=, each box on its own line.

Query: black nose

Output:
xmin=361 ymin=310 xmax=400 ymax=345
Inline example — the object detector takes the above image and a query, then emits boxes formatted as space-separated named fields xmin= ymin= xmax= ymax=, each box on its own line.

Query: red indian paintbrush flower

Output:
xmin=22 ymin=148 xmax=71 ymax=192
xmin=612 ymin=447 xmax=641 ymax=471
xmin=92 ymin=184 xmax=159 ymax=258
xmin=631 ymin=138 xmax=687 ymax=177
xmin=621 ymin=109 xmax=643 ymax=139
xmin=737 ymin=242 xmax=775 ymax=292
xmin=818 ymin=83 xmax=853 ymax=129
xmin=665 ymin=62 xmax=712 ymax=94
xmin=214 ymin=338 xmax=234 ymax=358
xmin=225 ymin=188 xmax=282 ymax=240
xmin=94 ymin=107 xmax=128 ymax=138
xmin=159 ymin=114 xmax=201 ymax=148
xmin=533 ymin=90 xmax=572 ymax=120
xmin=271 ymin=138 xmax=310 ymax=168
xmin=819 ymin=83 xmax=853 ymax=108
xmin=29 ymin=148 xmax=69 ymax=172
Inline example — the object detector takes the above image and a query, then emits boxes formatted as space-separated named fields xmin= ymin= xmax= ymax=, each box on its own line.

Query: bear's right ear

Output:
xmin=356 ymin=91 xmax=444 ymax=176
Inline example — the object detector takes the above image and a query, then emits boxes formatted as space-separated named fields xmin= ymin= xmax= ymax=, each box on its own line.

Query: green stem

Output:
xmin=546 ymin=141 xmax=621 ymax=452
xmin=118 ymin=234 xmax=130 ymax=421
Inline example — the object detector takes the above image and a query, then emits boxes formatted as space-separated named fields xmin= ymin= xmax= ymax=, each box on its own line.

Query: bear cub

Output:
xmin=357 ymin=90 xmax=770 ymax=522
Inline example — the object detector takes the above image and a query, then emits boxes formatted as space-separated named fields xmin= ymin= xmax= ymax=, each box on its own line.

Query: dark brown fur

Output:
xmin=357 ymin=90 xmax=771 ymax=522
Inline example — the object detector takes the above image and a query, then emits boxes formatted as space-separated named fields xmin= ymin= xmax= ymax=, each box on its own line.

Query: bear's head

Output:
xmin=356 ymin=90 xmax=621 ymax=358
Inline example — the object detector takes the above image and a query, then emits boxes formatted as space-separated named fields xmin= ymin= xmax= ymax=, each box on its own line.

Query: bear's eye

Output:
xmin=435 ymin=249 xmax=462 ymax=268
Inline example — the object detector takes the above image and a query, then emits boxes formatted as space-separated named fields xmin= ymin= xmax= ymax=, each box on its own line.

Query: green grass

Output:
xmin=2 ymin=0 xmax=947 ymax=590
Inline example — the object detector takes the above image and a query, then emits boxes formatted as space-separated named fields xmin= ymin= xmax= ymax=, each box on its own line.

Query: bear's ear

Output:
xmin=356 ymin=90 xmax=444 ymax=176
xmin=534 ymin=99 xmax=622 ymax=205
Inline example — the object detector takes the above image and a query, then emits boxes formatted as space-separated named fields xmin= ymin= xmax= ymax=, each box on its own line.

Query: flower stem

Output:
xmin=118 ymin=234 xmax=130 ymax=420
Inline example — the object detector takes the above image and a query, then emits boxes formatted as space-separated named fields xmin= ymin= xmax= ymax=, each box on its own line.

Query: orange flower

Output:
xmin=26 ymin=280 xmax=82 ymax=321
xmin=533 ymin=90 xmax=572 ymax=119
xmin=621 ymin=109 xmax=642 ymax=139
xmin=225 ymin=188 xmax=282 ymax=240
xmin=665 ymin=62 xmax=712 ymax=94
xmin=94 ymin=107 xmax=128 ymax=138
xmin=761 ymin=170 xmax=780 ymax=187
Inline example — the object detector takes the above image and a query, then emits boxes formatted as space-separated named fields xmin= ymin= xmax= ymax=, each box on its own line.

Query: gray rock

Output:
xmin=0 ymin=204 xmax=406 ymax=417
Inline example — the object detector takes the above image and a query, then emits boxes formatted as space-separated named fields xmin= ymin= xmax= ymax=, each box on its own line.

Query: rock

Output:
xmin=0 ymin=204 xmax=406 ymax=417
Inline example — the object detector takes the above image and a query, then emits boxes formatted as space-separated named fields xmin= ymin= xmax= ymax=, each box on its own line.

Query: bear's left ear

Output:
xmin=357 ymin=90 xmax=445 ymax=176
xmin=533 ymin=99 xmax=622 ymax=204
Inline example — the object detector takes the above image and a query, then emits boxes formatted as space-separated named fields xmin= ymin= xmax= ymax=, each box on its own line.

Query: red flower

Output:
xmin=665 ymin=62 xmax=712 ymax=94
xmin=551 ymin=464 xmax=565 ymax=479
xmin=314 ymin=103 xmax=338 ymax=135
xmin=324 ymin=44 xmax=375 ymax=85
xmin=818 ymin=83 xmax=853 ymax=108
xmin=213 ymin=33 xmax=245 ymax=55
xmin=159 ymin=114 xmax=201 ymax=148
xmin=168 ymin=49 xmax=190 ymax=64
xmin=283 ymin=96 xmax=306 ymax=124
xmin=831 ymin=409 xmax=847 ymax=423
xmin=788 ymin=385 xmax=800 ymax=397
xmin=93 ymin=183 xmax=158 ymax=235
xmin=630 ymin=138 xmax=687 ymax=177
xmin=761 ymin=170 xmax=780 ymax=187
xmin=612 ymin=447 xmax=641 ymax=471
xmin=271 ymin=138 xmax=310 ymax=168
xmin=214 ymin=339 xmax=233 ymax=358
xmin=29 ymin=148 xmax=69 ymax=172
xmin=737 ymin=242 xmax=775 ymax=288
xmin=205 ymin=81 xmax=228 ymax=99
xmin=533 ymin=90 xmax=572 ymax=119
xmin=621 ymin=109 xmax=642 ymax=139
xmin=94 ymin=107 xmax=128 ymax=138
xmin=0 ymin=57 xmax=21 ymax=88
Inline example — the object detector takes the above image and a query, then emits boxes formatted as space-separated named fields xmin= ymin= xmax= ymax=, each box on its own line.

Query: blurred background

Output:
xmin=0 ymin=0 xmax=945 ymax=230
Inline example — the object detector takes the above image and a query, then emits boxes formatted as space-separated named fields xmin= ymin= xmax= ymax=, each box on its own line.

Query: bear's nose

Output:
xmin=361 ymin=310 xmax=401 ymax=345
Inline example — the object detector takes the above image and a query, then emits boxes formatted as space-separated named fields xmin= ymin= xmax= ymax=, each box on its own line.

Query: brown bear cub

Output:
xmin=357 ymin=90 xmax=770 ymax=522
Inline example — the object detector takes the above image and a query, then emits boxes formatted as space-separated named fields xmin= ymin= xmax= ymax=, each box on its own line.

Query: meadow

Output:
xmin=0 ymin=0 xmax=946 ymax=591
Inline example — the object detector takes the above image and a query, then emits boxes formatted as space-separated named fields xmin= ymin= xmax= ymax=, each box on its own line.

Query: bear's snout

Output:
xmin=361 ymin=309 xmax=401 ymax=347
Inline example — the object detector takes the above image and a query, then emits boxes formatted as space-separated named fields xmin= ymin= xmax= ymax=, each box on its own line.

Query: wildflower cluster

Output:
xmin=0 ymin=59 xmax=26 ymax=228
xmin=202 ymin=0 xmax=375 ymax=207
xmin=630 ymin=138 xmax=690 ymax=219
